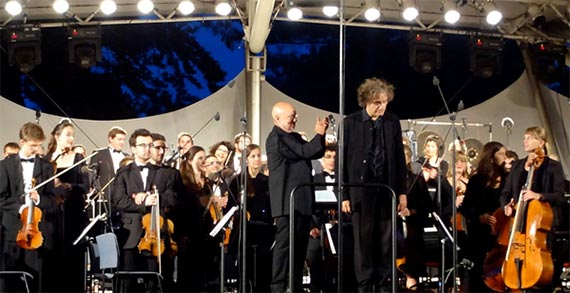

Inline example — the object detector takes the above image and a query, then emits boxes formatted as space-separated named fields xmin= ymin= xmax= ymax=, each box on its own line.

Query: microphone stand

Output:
xmin=193 ymin=112 xmax=221 ymax=139
xmin=238 ymin=115 xmax=248 ymax=293
xmin=433 ymin=76 xmax=461 ymax=293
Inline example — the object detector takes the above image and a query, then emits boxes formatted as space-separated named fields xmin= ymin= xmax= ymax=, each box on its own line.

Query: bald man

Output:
xmin=266 ymin=102 xmax=328 ymax=292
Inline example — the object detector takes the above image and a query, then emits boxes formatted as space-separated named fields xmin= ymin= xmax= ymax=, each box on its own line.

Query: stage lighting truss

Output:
xmin=469 ymin=36 xmax=503 ymax=79
xmin=530 ymin=41 xmax=567 ymax=82
xmin=68 ymin=26 xmax=102 ymax=69
xmin=6 ymin=26 xmax=42 ymax=73
xmin=409 ymin=32 xmax=442 ymax=74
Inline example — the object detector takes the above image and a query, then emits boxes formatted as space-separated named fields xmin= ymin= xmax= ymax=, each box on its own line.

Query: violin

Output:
xmin=453 ymin=186 xmax=467 ymax=232
xmin=138 ymin=186 xmax=177 ymax=263
xmin=501 ymin=147 xmax=553 ymax=290
xmin=17 ymin=178 xmax=44 ymax=250
xmin=209 ymin=189 xmax=232 ymax=249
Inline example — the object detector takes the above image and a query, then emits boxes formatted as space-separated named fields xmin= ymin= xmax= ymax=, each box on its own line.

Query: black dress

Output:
xmin=45 ymin=153 xmax=89 ymax=292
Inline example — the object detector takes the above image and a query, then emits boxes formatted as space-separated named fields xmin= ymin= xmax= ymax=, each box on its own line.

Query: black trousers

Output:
xmin=271 ymin=214 xmax=311 ymax=293
xmin=351 ymin=194 xmax=392 ymax=290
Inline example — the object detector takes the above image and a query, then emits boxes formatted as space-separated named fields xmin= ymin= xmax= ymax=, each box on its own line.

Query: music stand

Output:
xmin=209 ymin=206 xmax=238 ymax=293
xmin=74 ymin=213 xmax=107 ymax=246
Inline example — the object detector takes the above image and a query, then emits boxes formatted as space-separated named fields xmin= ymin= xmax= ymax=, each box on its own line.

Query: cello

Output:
xmin=17 ymin=178 xmax=44 ymax=250
xmin=501 ymin=148 xmax=554 ymax=290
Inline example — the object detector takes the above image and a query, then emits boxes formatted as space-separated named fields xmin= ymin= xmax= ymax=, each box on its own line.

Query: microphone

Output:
xmin=81 ymin=161 xmax=101 ymax=173
xmin=35 ymin=110 xmax=41 ymax=123
xmin=432 ymin=76 xmax=440 ymax=86
xmin=501 ymin=117 xmax=514 ymax=129
xmin=457 ymin=100 xmax=464 ymax=112
xmin=328 ymin=114 xmax=336 ymax=127
xmin=193 ymin=112 xmax=222 ymax=138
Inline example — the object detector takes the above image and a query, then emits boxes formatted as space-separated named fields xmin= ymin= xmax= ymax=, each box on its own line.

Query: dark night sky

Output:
xmin=0 ymin=20 xmax=567 ymax=120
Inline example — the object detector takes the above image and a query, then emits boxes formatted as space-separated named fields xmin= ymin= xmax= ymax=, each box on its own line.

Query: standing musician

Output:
xmin=0 ymin=122 xmax=56 ymax=292
xmin=458 ymin=141 xmax=507 ymax=292
xmin=166 ymin=132 xmax=193 ymax=170
xmin=45 ymin=119 xmax=90 ymax=292
xmin=341 ymin=78 xmax=408 ymax=292
xmin=89 ymin=126 xmax=128 ymax=189
xmin=149 ymin=132 xmax=181 ymax=291
xmin=112 ymin=128 xmax=176 ymax=292
xmin=500 ymin=126 xmax=565 ymax=290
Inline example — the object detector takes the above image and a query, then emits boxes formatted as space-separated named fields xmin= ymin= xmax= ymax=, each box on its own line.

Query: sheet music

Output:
xmin=324 ymin=223 xmax=336 ymax=255
xmin=209 ymin=206 xmax=238 ymax=238
xmin=315 ymin=190 xmax=337 ymax=203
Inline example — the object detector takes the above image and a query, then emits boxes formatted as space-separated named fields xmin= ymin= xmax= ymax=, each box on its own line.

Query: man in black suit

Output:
xmin=342 ymin=78 xmax=408 ymax=292
xmin=112 ymin=128 xmax=176 ymax=290
xmin=89 ymin=126 xmax=128 ymax=188
xmin=0 ymin=122 xmax=56 ymax=292
xmin=266 ymin=101 xmax=328 ymax=292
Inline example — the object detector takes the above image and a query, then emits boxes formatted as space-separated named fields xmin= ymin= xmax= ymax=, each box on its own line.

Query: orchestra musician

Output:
xmin=111 ymin=128 xmax=176 ymax=292
xmin=233 ymin=132 xmax=252 ymax=174
xmin=459 ymin=141 xmax=507 ymax=292
xmin=3 ymin=142 xmax=20 ymax=158
xmin=0 ymin=122 xmax=56 ymax=292
xmin=149 ymin=132 xmax=182 ymax=291
xmin=226 ymin=143 xmax=273 ymax=292
xmin=45 ymin=119 xmax=89 ymax=292
xmin=89 ymin=126 xmax=128 ymax=189
xmin=166 ymin=132 xmax=193 ymax=170
xmin=500 ymin=126 xmax=565 ymax=290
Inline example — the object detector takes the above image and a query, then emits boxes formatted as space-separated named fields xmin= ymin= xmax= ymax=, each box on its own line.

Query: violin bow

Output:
xmin=21 ymin=151 xmax=99 ymax=198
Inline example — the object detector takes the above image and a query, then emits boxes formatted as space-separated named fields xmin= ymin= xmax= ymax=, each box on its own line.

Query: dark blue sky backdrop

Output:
xmin=0 ymin=20 xmax=567 ymax=120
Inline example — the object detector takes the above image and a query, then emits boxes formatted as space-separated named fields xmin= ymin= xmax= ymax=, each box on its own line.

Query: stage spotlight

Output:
xmin=409 ymin=32 xmax=442 ymax=74
xmin=178 ymin=0 xmax=195 ymax=15
xmin=5 ymin=0 xmax=23 ymax=16
xmin=484 ymin=1 xmax=502 ymax=25
xmin=443 ymin=0 xmax=460 ymax=24
xmin=137 ymin=0 xmax=153 ymax=14
xmin=68 ymin=26 xmax=102 ymax=69
xmin=322 ymin=5 xmax=338 ymax=17
xmin=469 ymin=37 xmax=503 ymax=78
xmin=530 ymin=42 xmax=566 ymax=82
xmin=287 ymin=7 xmax=302 ymax=20
xmin=364 ymin=0 xmax=380 ymax=21
xmin=402 ymin=0 xmax=418 ymax=21
xmin=100 ymin=0 xmax=117 ymax=15
xmin=52 ymin=0 xmax=69 ymax=14
xmin=7 ymin=26 xmax=42 ymax=73
xmin=215 ymin=0 xmax=232 ymax=16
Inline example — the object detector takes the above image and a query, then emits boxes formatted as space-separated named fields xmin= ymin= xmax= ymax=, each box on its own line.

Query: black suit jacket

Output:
xmin=112 ymin=163 xmax=177 ymax=249
xmin=90 ymin=148 xmax=127 ymax=187
xmin=342 ymin=110 xmax=407 ymax=203
xmin=266 ymin=126 xmax=326 ymax=217
xmin=0 ymin=154 xmax=56 ymax=253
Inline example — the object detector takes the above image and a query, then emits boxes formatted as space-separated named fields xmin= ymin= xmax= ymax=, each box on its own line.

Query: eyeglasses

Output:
xmin=217 ymin=148 xmax=229 ymax=153
xmin=153 ymin=146 xmax=168 ymax=151
xmin=136 ymin=143 xmax=154 ymax=149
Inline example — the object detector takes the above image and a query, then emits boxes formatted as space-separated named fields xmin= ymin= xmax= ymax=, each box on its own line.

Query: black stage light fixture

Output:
xmin=68 ymin=26 xmax=102 ymax=69
xmin=469 ymin=36 xmax=503 ymax=79
xmin=409 ymin=32 xmax=442 ymax=74
xmin=530 ymin=41 xmax=566 ymax=82
xmin=6 ymin=26 xmax=42 ymax=73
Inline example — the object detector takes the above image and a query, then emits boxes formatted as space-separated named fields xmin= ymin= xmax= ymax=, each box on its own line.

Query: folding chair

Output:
xmin=95 ymin=232 xmax=163 ymax=292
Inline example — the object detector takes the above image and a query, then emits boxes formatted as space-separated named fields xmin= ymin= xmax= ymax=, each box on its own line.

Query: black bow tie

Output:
xmin=323 ymin=172 xmax=335 ymax=180
xmin=20 ymin=157 xmax=35 ymax=163
xmin=137 ymin=164 xmax=150 ymax=171
xmin=112 ymin=149 xmax=122 ymax=153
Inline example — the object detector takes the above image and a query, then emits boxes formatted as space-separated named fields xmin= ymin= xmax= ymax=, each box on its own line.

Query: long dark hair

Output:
xmin=46 ymin=119 xmax=74 ymax=160
xmin=180 ymin=145 xmax=205 ymax=193
xmin=474 ymin=141 xmax=505 ymax=187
